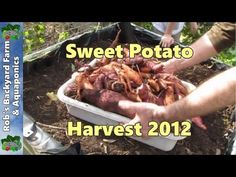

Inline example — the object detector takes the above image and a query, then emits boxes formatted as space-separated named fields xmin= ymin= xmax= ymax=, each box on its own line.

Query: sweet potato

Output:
xmin=148 ymin=79 xmax=160 ymax=92
xmin=164 ymin=86 xmax=175 ymax=105
xmin=81 ymin=89 xmax=135 ymax=118
xmin=137 ymin=84 xmax=164 ymax=105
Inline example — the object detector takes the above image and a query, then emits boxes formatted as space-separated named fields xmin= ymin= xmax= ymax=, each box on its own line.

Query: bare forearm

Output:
xmin=176 ymin=34 xmax=218 ymax=71
xmin=162 ymin=67 xmax=236 ymax=121
xmin=190 ymin=22 xmax=197 ymax=26
xmin=164 ymin=22 xmax=177 ymax=35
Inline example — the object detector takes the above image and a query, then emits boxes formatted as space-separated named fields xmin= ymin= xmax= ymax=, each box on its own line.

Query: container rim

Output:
xmin=57 ymin=72 xmax=195 ymax=141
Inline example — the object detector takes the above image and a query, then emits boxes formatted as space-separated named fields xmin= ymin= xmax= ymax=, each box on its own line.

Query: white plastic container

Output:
xmin=57 ymin=72 xmax=196 ymax=151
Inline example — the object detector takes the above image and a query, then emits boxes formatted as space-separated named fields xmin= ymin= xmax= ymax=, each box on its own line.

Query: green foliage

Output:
xmin=133 ymin=22 xmax=153 ymax=31
xmin=143 ymin=22 xmax=153 ymax=31
xmin=24 ymin=23 xmax=97 ymax=55
xmin=181 ymin=22 xmax=213 ymax=45
xmin=92 ymin=23 xmax=102 ymax=32
xmin=217 ymin=46 xmax=236 ymax=66
xmin=58 ymin=31 xmax=69 ymax=42
xmin=24 ymin=23 xmax=46 ymax=54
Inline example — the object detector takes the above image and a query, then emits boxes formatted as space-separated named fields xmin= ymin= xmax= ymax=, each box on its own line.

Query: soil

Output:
xmin=24 ymin=52 xmax=235 ymax=155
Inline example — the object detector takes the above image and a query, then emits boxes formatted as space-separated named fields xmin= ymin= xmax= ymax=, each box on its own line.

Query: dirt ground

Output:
xmin=23 ymin=54 xmax=235 ymax=155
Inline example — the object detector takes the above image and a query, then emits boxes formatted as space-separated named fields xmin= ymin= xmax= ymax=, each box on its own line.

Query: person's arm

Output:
xmin=119 ymin=67 xmax=236 ymax=134
xmin=164 ymin=22 xmax=177 ymax=36
xmin=160 ymin=22 xmax=176 ymax=47
xmin=163 ymin=34 xmax=218 ymax=73
xmin=190 ymin=22 xmax=198 ymax=34
xmin=163 ymin=67 xmax=236 ymax=121
xmin=163 ymin=22 xmax=235 ymax=74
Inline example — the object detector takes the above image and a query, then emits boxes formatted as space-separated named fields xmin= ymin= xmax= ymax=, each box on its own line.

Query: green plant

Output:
xmin=143 ymin=22 xmax=153 ymax=31
xmin=217 ymin=46 xmax=236 ymax=66
xmin=58 ymin=31 xmax=69 ymax=42
xmin=133 ymin=22 xmax=153 ymax=31
xmin=24 ymin=23 xmax=46 ymax=54
xmin=180 ymin=22 xmax=213 ymax=45
xmin=92 ymin=22 xmax=102 ymax=32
